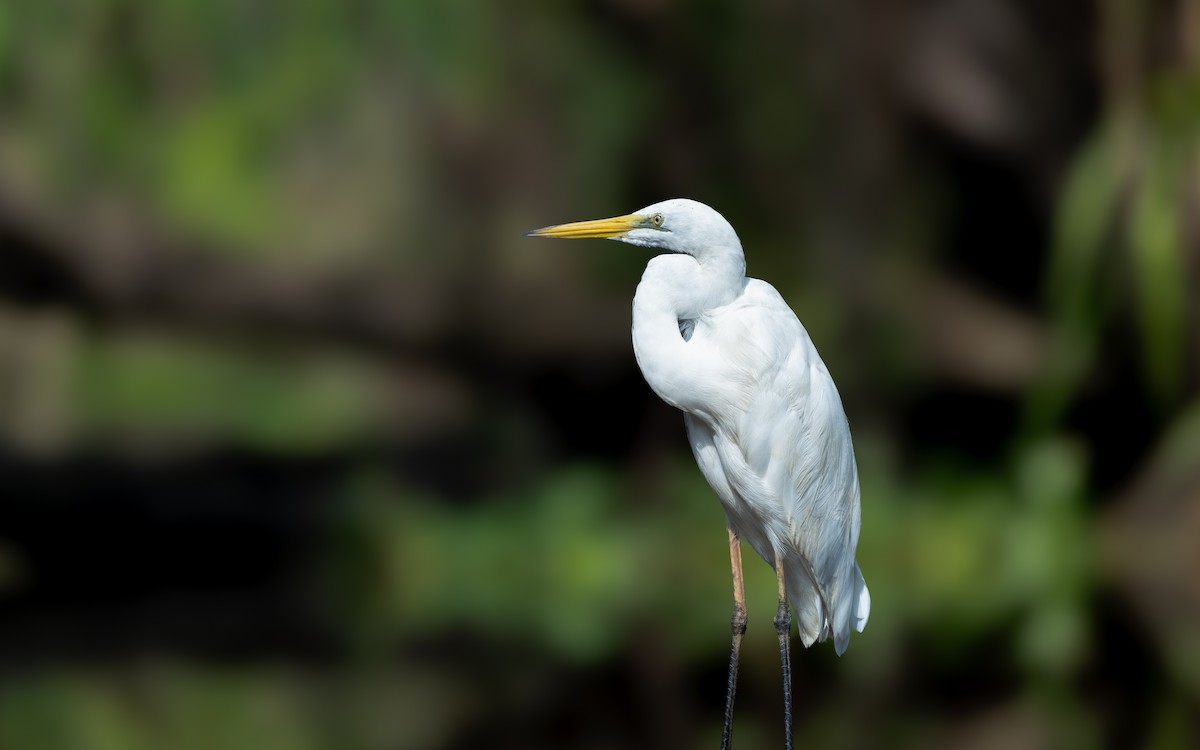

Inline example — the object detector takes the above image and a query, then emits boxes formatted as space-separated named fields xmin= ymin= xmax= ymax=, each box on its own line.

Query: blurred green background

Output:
xmin=1 ymin=1 xmax=1199 ymax=748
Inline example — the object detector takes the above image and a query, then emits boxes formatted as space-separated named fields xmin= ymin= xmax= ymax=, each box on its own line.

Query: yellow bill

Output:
xmin=524 ymin=213 xmax=641 ymax=239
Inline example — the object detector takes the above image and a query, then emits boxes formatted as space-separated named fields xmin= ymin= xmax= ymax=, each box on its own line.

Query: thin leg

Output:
xmin=721 ymin=526 xmax=747 ymax=750
xmin=774 ymin=554 xmax=793 ymax=750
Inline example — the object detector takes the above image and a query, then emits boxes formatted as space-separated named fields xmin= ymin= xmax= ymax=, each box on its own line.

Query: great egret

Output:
xmin=527 ymin=198 xmax=870 ymax=748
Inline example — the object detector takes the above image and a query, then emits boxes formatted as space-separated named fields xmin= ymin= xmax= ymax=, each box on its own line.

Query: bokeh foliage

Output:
xmin=1 ymin=0 xmax=1199 ymax=748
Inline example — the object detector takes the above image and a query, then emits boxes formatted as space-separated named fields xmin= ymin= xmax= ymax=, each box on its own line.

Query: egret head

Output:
xmin=525 ymin=198 xmax=742 ymax=262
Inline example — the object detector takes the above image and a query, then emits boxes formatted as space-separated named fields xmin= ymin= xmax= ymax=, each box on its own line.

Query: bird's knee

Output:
xmin=730 ymin=603 xmax=748 ymax=636
xmin=773 ymin=602 xmax=791 ymax=635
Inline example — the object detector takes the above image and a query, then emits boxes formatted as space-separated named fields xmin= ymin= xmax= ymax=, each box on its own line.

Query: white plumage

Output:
xmin=527 ymin=197 xmax=870 ymax=656
xmin=626 ymin=199 xmax=869 ymax=655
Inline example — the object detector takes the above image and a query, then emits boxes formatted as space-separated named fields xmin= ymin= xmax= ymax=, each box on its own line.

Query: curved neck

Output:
xmin=694 ymin=246 xmax=747 ymax=307
xmin=630 ymin=250 xmax=746 ymax=413
xmin=638 ymin=247 xmax=746 ymax=319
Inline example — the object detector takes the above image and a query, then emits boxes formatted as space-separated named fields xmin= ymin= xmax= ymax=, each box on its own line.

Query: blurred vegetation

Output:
xmin=1 ymin=0 xmax=1199 ymax=748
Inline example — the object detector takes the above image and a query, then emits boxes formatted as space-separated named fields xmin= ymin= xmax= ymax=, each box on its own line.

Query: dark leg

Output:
xmin=774 ymin=555 xmax=793 ymax=750
xmin=721 ymin=526 xmax=747 ymax=750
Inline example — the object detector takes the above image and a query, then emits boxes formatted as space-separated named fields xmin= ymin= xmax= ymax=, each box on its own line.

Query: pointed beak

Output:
xmin=524 ymin=213 xmax=641 ymax=239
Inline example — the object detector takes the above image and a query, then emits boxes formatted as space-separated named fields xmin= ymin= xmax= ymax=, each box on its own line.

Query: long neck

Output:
xmin=630 ymin=250 xmax=745 ymax=412
xmin=644 ymin=245 xmax=746 ymax=317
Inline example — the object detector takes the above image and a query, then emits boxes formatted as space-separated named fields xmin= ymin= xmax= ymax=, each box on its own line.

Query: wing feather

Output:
xmin=683 ymin=279 xmax=869 ymax=653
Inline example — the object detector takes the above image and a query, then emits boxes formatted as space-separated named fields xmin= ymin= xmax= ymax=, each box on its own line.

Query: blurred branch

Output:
xmin=912 ymin=272 xmax=1047 ymax=392
xmin=1100 ymin=399 xmax=1200 ymax=690
xmin=0 ymin=175 xmax=638 ymax=382
xmin=0 ymin=182 xmax=452 ymax=357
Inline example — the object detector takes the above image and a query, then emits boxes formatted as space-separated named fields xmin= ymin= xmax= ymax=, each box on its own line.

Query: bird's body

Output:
xmin=527 ymin=198 xmax=869 ymax=746
xmin=628 ymin=213 xmax=869 ymax=654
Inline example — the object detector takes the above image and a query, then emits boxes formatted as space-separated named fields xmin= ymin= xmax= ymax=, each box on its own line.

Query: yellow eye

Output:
xmin=651 ymin=213 xmax=664 ymax=227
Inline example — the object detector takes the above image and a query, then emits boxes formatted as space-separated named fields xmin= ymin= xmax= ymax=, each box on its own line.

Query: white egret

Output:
xmin=527 ymin=199 xmax=869 ymax=748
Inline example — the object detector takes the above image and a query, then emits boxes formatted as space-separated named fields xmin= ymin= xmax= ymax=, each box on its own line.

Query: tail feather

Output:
xmin=783 ymin=555 xmax=828 ymax=649
xmin=852 ymin=563 xmax=871 ymax=633
xmin=785 ymin=557 xmax=870 ymax=656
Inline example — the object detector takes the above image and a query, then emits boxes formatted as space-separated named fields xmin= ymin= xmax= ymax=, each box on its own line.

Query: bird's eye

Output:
xmin=651 ymin=213 xmax=664 ymax=227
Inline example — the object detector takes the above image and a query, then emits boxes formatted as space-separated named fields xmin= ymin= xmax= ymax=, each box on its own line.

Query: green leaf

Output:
xmin=1128 ymin=78 xmax=1196 ymax=405
xmin=1025 ymin=122 xmax=1125 ymax=433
